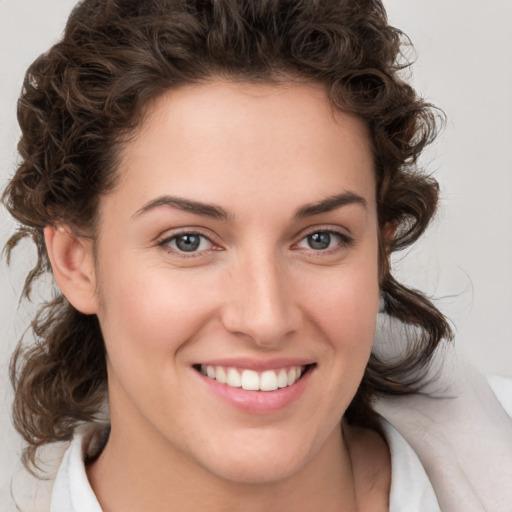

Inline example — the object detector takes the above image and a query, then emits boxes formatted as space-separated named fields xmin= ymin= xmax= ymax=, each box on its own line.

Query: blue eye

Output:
xmin=307 ymin=232 xmax=332 ymax=250
xmin=296 ymin=230 xmax=351 ymax=251
xmin=162 ymin=233 xmax=213 ymax=253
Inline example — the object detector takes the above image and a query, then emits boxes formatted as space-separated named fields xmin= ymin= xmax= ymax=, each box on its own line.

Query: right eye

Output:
xmin=159 ymin=232 xmax=214 ymax=255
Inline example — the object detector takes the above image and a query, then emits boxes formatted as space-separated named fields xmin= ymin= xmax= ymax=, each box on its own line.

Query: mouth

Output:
xmin=192 ymin=363 xmax=315 ymax=392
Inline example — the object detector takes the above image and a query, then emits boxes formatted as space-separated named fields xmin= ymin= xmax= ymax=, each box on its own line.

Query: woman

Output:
xmin=3 ymin=1 xmax=511 ymax=511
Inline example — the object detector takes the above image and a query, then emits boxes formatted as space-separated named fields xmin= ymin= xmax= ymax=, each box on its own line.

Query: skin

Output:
xmin=45 ymin=81 xmax=390 ymax=511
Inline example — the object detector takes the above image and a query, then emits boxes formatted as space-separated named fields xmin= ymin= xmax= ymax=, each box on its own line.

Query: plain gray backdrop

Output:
xmin=1 ymin=0 xmax=511 ymax=509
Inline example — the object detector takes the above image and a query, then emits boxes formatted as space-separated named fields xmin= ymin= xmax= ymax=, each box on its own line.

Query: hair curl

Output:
xmin=3 ymin=0 xmax=452 ymax=472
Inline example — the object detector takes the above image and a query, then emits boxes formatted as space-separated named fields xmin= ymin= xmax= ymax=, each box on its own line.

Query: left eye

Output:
xmin=163 ymin=233 xmax=213 ymax=253
xmin=296 ymin=231 xmax=346 ymax=251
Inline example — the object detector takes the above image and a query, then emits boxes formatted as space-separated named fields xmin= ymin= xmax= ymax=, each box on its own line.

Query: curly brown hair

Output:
xmin=3 ymin=0 xmax=452 ymax=472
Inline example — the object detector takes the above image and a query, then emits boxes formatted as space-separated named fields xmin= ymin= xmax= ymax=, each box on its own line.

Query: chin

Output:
xmin=194 ymin=431 xmax=319 ymax=485
xmin=203 ymin=456 xmax=306 ymax=485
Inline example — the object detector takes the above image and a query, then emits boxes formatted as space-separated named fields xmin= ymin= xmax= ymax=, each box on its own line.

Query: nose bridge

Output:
xmin=221 ymin=245 xmax=300 ymax=345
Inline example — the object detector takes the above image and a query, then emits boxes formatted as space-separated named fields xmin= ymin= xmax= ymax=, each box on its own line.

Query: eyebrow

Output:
xmin=294 ymin=192 xmax=367 ymax=218
xmin=133 ymin=190 xmax=366 ymax=221
xmin=133 ymin=196 xmax=231 ymax=220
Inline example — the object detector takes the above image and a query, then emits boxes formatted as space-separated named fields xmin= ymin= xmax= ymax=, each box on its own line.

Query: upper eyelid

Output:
xmin=293 ymin=225 xmax=353 ymax=242
xmin=157 ymin=227 xmax=217 ymax=244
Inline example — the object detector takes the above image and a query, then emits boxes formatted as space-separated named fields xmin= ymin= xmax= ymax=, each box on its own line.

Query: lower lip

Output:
xmin=196 ymin=366 xmax=314 ymax=414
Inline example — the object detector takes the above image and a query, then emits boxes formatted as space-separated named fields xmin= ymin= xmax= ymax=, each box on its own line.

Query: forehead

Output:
xmin=110 ymin=80 xmax=376 ymax=218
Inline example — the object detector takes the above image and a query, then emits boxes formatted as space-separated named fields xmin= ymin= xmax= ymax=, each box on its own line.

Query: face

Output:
xmin=91 ymin=80 xmax=380 ymax=484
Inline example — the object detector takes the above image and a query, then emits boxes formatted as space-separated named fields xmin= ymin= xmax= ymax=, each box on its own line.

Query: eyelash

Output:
xmin=157 ymin=228 xmax=354 ymax=258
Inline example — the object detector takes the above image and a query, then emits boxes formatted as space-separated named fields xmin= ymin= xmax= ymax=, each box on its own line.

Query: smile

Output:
xmin=199 ymin=364 xmax=307 ymax=391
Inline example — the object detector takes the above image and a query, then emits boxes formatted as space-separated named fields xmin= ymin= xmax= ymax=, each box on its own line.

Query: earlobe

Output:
xmin=44 ymin=225 xmax=98 ymax=314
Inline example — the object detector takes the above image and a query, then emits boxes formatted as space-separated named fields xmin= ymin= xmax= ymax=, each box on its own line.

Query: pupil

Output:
xmin=308 ymin=232 xmax=331 ymax=250
xmin=176 ymin=234 xmax=200 ymax=252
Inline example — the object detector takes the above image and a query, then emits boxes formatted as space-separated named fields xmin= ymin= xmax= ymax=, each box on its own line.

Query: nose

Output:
xmin=219 ymin=251 xmax=302 ymax=347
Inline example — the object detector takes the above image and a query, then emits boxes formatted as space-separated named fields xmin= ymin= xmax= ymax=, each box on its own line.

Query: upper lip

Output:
xmin=193 ymin=357 xmax=316 ymax=371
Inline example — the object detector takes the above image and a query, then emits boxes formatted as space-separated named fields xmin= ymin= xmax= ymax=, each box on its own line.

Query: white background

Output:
xmin=1 ymin=0 xmax=511 ymax=509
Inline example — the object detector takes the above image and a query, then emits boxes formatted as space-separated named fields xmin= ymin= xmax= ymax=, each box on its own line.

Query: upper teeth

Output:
xmin=200 ymin=365 xmax=305 ymax=391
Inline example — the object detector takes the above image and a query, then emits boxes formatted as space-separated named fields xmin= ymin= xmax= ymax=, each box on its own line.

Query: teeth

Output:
xmin=200 ymin=364 xmax=306 ymax=391
xmin=216 ymin=366 xmax=227 ymax=384
xmin=226 ymin=368 xmax=242 ymax=387
xmin=260 ymin=370 xmax=278 ymax=391
xmin=277 ymin=368 xmax=288 ymax=388
xmin=287 ymin=367 xmax=297 ymax=386
xmin=241 ymin=369 xmax=259 ymax=391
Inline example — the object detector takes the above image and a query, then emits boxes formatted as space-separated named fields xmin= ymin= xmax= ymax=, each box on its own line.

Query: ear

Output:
xmin=44 ymin=225 xmax=98 ymax=314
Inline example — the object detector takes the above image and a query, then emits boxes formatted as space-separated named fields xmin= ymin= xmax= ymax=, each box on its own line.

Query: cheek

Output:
xmin=95 ymin=261 xmax=220 ymax=374
xmin=297 ymin=253 xmax=380 ymax=376
xmin=304 ymin=257 xmax=380 ymax=330
xmin=324 ymin=280 xmax=379 ymax=358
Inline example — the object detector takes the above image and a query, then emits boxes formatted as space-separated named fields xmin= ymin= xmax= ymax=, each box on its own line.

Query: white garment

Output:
xmin=50 ymin=424 xmax=107 ymax=512
xmin=372 ymin=314 xmax=512 ymax=512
